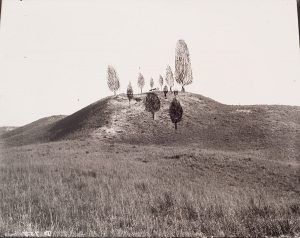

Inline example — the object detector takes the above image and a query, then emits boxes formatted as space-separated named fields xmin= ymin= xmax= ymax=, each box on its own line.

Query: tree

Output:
xmin=138 ymin=72 xmax=145 ymax=93
xmin=173 ymin=89 xmax=179 ymax=97
xmin=165 ymin=65 xmax=174 ymax=92
xmin=175 ymin=39 xmax=193 ymax=92
xmin=169 ymin=98 xmax=183 ymax=130
xmin=145 ymin=92 xmax=161 ymax=120
xmin=107 ymin=65 xmax=120 ymax=95
xmin=163 ymin=85 xmax=168 ymax=98
xmin=127 ymin=82 xmax=133 ymax=106
xmin=150 ymin=77 xmax=154 ymax=89
xmin=159 ymin=75 xmax=164 ymax=90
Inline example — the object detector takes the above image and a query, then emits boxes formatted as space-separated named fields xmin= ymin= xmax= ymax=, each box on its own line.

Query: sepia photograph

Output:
xmin=0 ymin=0 xmax=299 ymax=237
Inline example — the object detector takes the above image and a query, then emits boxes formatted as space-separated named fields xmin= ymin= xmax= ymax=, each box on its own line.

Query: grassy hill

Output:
xmin=2 ymin=92 xmax=299 ymax=161
xmin=0 ymin=127 xmax=17 ymax=136
xmin=1 ymin=136 xmax=299 ymax=236
xmin=1 ymin=115 xmax=65 ymax=146
xmin=1 ymin=91 xmax=299 ymax=236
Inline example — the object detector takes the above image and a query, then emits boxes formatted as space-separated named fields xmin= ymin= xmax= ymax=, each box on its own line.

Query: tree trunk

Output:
xmin=152 ymin=112 xmax=155 ymax=120
xmin=175 ymin=122 xmax=177 ymax=130
xmin=181 ymin=86 xmax=185 ymax=92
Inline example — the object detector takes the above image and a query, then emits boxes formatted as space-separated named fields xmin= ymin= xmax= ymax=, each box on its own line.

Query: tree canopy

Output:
xmin=175 ymin=39 xmax=193 ymax=92
xmin=127 ymin=82 xmax=133 ymax=105
xmin=169 ymin=98 xmax=183 ymax=129
xmin=145 ymin=92 xmax=161 ymax=120
xmin=165 ymin=65 xmax=174 ymax=91
xmin=107 ymin=65 xmax=120 ymax=95
xmin=138 ymin=72 xmax=145 ymax=93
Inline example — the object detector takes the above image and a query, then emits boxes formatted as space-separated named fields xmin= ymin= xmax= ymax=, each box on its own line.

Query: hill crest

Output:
xmin=1 ymin=92 xmax=299 ymax=161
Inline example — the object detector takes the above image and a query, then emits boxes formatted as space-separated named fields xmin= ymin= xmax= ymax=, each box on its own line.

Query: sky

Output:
xmin=0 ymin=0 xmax=299 ymax=126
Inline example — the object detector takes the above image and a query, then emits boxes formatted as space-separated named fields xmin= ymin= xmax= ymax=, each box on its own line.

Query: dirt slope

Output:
xmin=2 ymin=92 xmax=299 ymax=161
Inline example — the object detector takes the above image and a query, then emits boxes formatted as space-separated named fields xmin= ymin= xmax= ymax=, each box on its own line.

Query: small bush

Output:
xmin=169 ymin=98 xmax=183 ymax=129
xmin=145 ymin=93 xmax=161 ymax=120
xmin=163 ymin=85 xmax=168 ymax=98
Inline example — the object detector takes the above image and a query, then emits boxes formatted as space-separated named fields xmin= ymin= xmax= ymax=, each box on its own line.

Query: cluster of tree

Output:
xmin=106 ymin=39 xmax=193 ymax=96
xmin=144 ymin=92 xmax=183 ymax=130
xmin=105 ymin=39 xmax=191 ymax=129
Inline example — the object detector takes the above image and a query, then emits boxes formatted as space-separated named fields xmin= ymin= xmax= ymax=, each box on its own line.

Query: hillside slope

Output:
xmin=2 ymin=92 xmax=300 ymax=161
xmin=1 ymin=115 xmax=65 ymax=146
xmin=0 ymin=127 xmax=17 ymax=136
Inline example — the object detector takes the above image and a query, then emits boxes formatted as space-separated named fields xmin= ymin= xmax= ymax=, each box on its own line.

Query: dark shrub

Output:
xmin=169 ymin=98 xmax=183 ymax=129
xmin=163 ymin=85 xmax=168 ymax=98
xmin=145 ymin=93 xmax=161 ymax=120
xmin=127 ymin=82 xmax=133 ymax=106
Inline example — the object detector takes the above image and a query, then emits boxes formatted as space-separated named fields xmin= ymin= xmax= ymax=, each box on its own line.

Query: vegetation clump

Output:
xmin=145 ymin=92 xmax=161 ymax=120
xmin=150 ymin=77 xmax=154 ymax=90
xmin=175 ymin=39 xmax=193 ymax=92
xmin=138 ymin=72 xmax=145 ymax=93
xmin=165 ymin=65 xmax=174 ymax=92
xmin=169 ymin=98 xmax=183 ymax=129
xmin=163 ymin=85 xmax=168 ymax=98
xmin=127 ymin=82 xmax=133 ymax=106
xmin=159 ymin=75 xmax=164 ymax=90
xmin=107 ymin=65 xmax=120 ymax=95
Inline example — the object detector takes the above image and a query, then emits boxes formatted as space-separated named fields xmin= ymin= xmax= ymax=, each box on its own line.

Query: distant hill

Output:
xmin=2 ymin=92 xmax=299 ymax=161
xmin=0 ymin=127 xmax=17 ymax=136
xmin=1 ymin=115 xmax=65 ymax=146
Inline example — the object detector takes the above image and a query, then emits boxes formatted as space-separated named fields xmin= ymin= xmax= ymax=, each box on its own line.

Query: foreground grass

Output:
xmin=0 ymin=139 xmax=299 ymax=237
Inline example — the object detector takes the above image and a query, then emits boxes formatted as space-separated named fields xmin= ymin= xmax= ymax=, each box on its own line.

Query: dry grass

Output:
xmin=1 ymin=139 xmax=299 ymax=237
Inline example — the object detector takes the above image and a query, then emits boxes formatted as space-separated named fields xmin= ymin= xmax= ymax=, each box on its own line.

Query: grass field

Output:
xmin=1 ymin=139 xmax=299 ymax=237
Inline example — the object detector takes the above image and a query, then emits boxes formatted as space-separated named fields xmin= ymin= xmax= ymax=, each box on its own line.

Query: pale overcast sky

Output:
xmin=0 ymin=0 xmax=299 ymax=126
